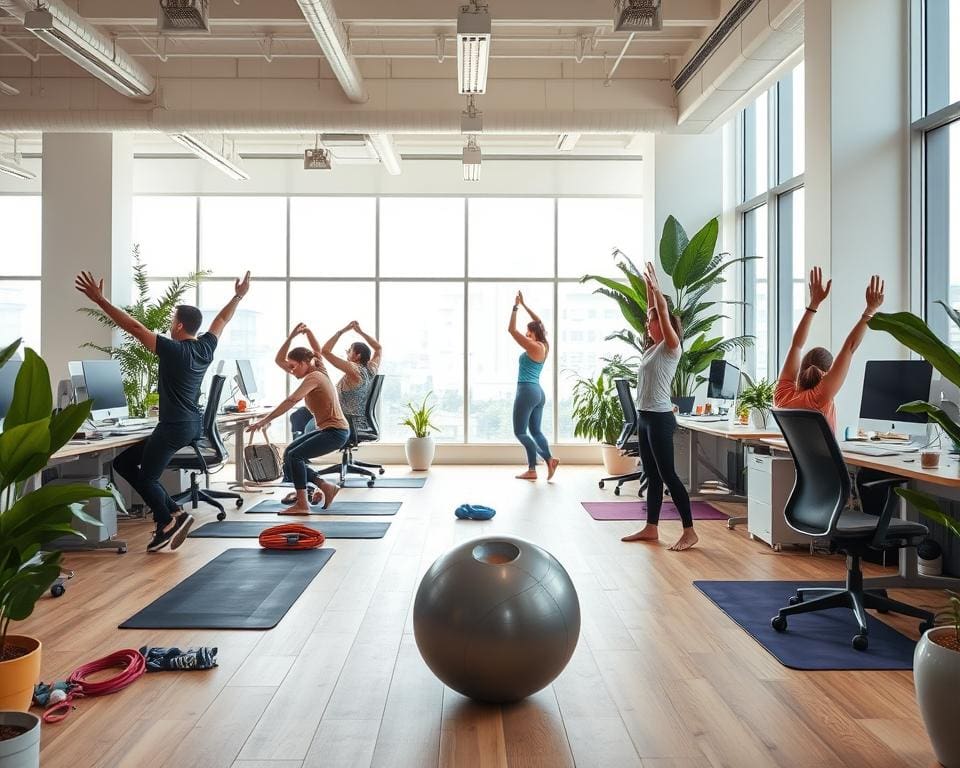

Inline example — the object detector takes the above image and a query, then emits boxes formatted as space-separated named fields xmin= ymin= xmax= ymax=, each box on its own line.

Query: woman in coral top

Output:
xmin=774 ymin=267 xmax=885 ymax=432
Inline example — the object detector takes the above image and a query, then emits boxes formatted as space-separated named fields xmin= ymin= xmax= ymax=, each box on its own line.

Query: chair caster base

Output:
xmin=852 ymin=633 xmax=868 ymax=651
xmin=217 ymin=511 xmax=227 ymax=521
xmin=771 ymin=615 xmax=787 ymax=632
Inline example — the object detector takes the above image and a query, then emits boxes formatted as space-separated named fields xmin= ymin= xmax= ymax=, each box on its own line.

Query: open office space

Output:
xmin=1 ymin=1 xmax=959 ymax=766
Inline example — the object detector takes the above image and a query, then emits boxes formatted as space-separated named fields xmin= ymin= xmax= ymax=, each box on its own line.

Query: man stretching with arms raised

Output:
xmin=76 ymin=270 xmax=251 ymax=552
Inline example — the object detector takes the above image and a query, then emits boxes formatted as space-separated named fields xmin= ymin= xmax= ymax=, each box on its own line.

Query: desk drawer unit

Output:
xmin=747 ymin=451 xmax=809 ymax=550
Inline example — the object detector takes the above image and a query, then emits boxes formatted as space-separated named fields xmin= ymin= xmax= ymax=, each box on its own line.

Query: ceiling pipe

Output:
xmin=293 ymin=0 xmax=367 ymax=103
xmin=367 ymin=133 xmax=402 ymax=175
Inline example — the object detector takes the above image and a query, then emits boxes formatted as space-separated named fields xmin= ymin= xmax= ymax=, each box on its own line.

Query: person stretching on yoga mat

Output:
xmin=246 ymin=323 xmax=349 ymax=514
xmin=76 ymin=269 xmax=251 ymax=553
xmin=321 ymin=320 xmax=382 ymax=431
xmin=509 ymin=291 xmax=559 ymax=481
xmin=622 ymin=263 xmax=697 ymax=552
xmin=774 ymin=267 xmax=885 ymax=433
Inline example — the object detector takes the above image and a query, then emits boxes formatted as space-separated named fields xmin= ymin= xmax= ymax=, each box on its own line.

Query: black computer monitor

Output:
xmin=0 ymin=360 xmax=22 ymax=421
xmin=859 ymin=360 xmax=933 ymax=435
xmin=707 ymin=359 xmax=740 ymax=400
xmin=81 ymin=359 xmax=129 ymax=420
xmin=236 ymin=359 xmax=258 ymax=400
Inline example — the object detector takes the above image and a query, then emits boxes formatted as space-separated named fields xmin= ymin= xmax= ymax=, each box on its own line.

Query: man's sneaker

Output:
xmin=169 ymin=513 xmax=195 ymax=551
xmin=146 ymin=526 xmax=174 ymax=552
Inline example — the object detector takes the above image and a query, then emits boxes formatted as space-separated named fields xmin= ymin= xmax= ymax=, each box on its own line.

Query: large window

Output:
xmin=132 ymin=195 xmax=639 ymax=444
xmin=736 ymin=62 xmax=805 ymax=380
xmin=0 ymin=196 xmax=41 ymax=353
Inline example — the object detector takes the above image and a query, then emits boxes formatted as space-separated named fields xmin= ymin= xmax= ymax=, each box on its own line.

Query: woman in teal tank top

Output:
xmin=508 ymin=292 xmax=559 ymax=481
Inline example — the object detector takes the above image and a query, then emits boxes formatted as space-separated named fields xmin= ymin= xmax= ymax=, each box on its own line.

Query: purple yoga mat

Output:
xmin=581 ymin=501 xmax=729 ymax=521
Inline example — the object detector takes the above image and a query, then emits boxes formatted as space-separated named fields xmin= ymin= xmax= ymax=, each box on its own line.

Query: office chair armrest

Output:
xmin=860 ymin=477 xmax=907 ymax=547
xmin=189 ymin=440 xmax=210 ymax=475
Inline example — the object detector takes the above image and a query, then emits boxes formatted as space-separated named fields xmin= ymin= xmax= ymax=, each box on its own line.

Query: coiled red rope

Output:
xmin=43 ymin=649 xmax=146 ymax=723
xmin=258 ymin=523 xmax=325 ymax=550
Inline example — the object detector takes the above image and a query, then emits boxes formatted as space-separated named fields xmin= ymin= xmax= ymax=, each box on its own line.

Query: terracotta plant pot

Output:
xmin=0 ymin=636 xmax=41 ymax=713
xmin=601 ymin=444 xmax=637 ymax=476
xmin=914 ymin=627 xmax=960 ymax=768
xmin=0 ymin=711 xmax=40 ymax=768
xmin=405 ymin=436 xmax=436 ymax=471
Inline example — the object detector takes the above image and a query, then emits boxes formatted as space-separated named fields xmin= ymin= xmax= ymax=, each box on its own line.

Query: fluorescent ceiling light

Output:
xmin=462 ymin=136 xmax=481 ymax=182
xmin=0 ymin=152 xmax=36 ymax=180
xmin=0 ymin=80 xmax=19 ymax=97
xmin=556 ymin=133 xmax=581 ymax=151
xmin=24 ymin=7 xmax=154 ymax=98
xmin=168 ymin=133 xmax=250 ymax=181
xmin=457 ymin=2 xmax=491 ymax=95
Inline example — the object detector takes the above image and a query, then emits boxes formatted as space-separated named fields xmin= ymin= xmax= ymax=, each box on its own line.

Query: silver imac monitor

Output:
xmin=68 ymin=360 xmax=87 ymax=402
xmin=858 ymin=360 xmax=934 ymax=441
xmin=236 ymin=359 xmax=259 ymax=402
xmin=81 ymin=359 xmax=129 ymax=421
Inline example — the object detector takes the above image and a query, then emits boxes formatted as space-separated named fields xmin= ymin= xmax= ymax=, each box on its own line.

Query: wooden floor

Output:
xmin=20 ymin=465 xmax=942 ymax=768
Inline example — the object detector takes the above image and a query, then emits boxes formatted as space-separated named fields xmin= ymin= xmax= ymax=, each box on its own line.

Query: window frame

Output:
xmin=0 ymin=193 xmax=43 ymax=353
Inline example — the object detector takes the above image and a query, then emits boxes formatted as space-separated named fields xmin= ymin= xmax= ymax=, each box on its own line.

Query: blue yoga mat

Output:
xmin=694 ymin=580 xmax=917 ymax=670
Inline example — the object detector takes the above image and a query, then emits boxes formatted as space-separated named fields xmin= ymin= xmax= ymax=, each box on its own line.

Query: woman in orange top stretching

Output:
xmin=774 ymin=267 xmax=885 ymax=432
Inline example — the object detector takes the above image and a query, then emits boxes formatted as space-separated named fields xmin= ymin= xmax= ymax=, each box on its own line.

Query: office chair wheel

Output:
xmin=598 ymin=481 xmax=605 ymax=489
xmin=117 ymin=546 xmax=127 ymax=554
xmin=788 ymin=595 xmax=802 ymax=606
xmin=235 ymin=498 xmax=244 ymax=508
xmin=217 ymin=511 xmax=227 ymax=521
xmin=771 ymin=615 xmax=787 ymax=632
xmin=378 ymin=467 xmax=386 ymax=475
xmin=367 ymin=479 xmax=376 ymax=487
xmin=613 ymin=487 xmax=620 ymax=496
xmin=852 ymin=633 xmax=869 ymax=651
xmin=50 ymin=583 xmax=65 ymax=598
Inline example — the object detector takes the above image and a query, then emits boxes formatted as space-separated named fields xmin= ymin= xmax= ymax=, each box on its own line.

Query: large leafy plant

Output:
xmin=401 ymin=392 xmax=441 ymax=439
xmin=569 ymin=373 xmax=623 ymax=445
xmin=583 ymin=216 xmax=753 ymax=398
xmin=0 ymin=338 xmax=113 ymax=656
xmin=79 ymin=246 xmax=206 ymax=417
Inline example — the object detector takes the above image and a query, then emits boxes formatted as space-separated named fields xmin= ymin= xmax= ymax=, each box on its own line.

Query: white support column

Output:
xmin=41 ymin=133 xmax=134 ymax=383
xmin=804 ymin=0 xmax=909 ymax=429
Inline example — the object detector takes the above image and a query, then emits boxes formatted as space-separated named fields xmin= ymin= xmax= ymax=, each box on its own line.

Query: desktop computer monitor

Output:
xmin=859 ymin=359 xmax=934 ymax=440
xmin=236 ymin=359 xmax=258 ymax=401
xmin=0 ymin=360 xmax=22 ymax=424
xmin=68 ymin=360 xmax=87 ymax=401
xmin=81 ymin=359 xmax=129 ymax=421
xmin=707 ymin=359 xmax=741 ymax=400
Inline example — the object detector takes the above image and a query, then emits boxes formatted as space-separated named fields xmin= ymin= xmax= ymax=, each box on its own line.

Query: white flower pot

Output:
xmin=0 ymin=711 xmax=40 ymax=768
xmin=749 ymin=409 xmax=770 ymax=430
xmin=601 ymin=444 xmax=637 ymax=476
xmin=914 ymin=627 xmax=960 ymax=768
xmin=405 ymin=436 xmax=436 ymax=471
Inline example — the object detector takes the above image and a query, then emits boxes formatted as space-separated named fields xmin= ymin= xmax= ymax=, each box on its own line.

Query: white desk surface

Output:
xmin=676 ymin=416 xmax=780 ymax=442
xmin=761 ymin=437 xmax=960 ymax=489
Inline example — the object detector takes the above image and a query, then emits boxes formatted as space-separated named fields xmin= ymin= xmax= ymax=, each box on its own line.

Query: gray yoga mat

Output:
xmin=119 ymin=548 xmax=334 ymax=630
xmin=190 ymin=520 xmax=390 ymax=539
xmin=340 ymin=477 xmax=427 ymax=488
xmin=245 ymin=500 xmax=400 ymax=516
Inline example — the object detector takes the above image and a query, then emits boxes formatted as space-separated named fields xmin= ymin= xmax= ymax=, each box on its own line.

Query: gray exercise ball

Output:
xmin=413 ymin=535 xmax=580 ymax=704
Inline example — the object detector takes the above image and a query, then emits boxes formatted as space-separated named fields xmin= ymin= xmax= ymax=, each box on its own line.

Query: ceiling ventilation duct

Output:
xmin=159 ymin=0 xmax=210 ymax=32
xmin=304 ymin=147 xmax=332 ymax=170
xmin=294 ymin=0 xmax=367 ymax=103
xmin=614 ymin=0 xmax=662 ymax=32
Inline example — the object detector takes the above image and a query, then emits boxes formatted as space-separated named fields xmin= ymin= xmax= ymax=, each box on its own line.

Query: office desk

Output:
xmin=676 ymin=417 xmax=780 ymax=528
xmin=762 ymin=437 xmax=960 ymax=590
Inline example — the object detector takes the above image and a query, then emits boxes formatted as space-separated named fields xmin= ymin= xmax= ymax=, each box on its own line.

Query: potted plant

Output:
xmin=868 ymin=303 xmax=960 ymax=767
xmin=569 ymin=372 xmax=633 ymax=475
xmin=78 ymin=246 xmax=206 ymax=417
xmin=0 ymin=339 xmax=113 ymax=765
xmin=583 ymin=216 xmax=754 ymax=411
xmin=401 ymin=392 xmax=440 ymax=471
xmin=737 ymin=378 xmax=775 ymax=429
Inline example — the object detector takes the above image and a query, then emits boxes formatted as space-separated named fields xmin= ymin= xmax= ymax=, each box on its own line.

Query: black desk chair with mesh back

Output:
xmin=169 ymin=374 xmax=244 ymax=522
xmin=315 ymin=374 xmax=386 ymax=487
xmin=769 ymin=408 xmax=934 ymax=650
xmin=598 ymin=378 xmax=648 ymax=497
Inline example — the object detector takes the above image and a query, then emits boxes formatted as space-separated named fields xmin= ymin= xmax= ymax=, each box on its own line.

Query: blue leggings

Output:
xmin=513 ymin=382 xmax=552 ymax=469
xmin=283 ymin=427 xmax=349 ymax=490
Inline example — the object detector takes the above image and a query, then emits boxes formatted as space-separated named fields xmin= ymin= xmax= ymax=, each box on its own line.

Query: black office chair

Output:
xmin=169 ymin=374 xmax=244 ymax=522
xmin=314 ymin=374 xmax=386 ymax=487
xmin=598 ymin=378 xmax=648 ymax=497
xmin=769 ymin=408 xmax=934 ymax=650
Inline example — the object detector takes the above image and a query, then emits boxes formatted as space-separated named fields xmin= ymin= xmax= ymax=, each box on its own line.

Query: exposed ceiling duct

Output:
xmin=293 ymin=0 xmax=367 ymax=104
xmin=0 ymin=0 xmax=155 ymax=99
xmin=366 ymin=133 xmax=402 ymax=176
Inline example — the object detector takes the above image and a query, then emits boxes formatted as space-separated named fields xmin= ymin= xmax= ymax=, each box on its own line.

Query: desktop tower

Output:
xmin=48 ymin=475 xmax=117 ymax=545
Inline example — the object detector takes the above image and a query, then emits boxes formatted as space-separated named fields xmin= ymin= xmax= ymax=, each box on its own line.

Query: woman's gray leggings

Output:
xmin=513 ymin=382 xmax=552 ymax=469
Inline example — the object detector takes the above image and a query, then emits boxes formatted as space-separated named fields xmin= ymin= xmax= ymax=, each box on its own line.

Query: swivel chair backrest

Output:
xmin=202 ymin=374 xmax=228 ymax=465
xmin=771 ymin=408 xmax=849 ymax=537
xmin=363 ymin=374 xmax=385 ymax=439
xmin=614 ymin=378 xmax=638 ymax=448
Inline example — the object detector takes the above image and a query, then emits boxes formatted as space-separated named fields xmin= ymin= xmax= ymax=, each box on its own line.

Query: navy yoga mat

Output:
xmin=341 ymin=477 xmax=426 ymax=488
xmin=119 ymin=548 xmax=335 ymax=630
xmin=582 ymin=501 xmax=728 ymax=521
xmin=246 ymin=500 xmax=400 ymax=516
xmin=694 ymin=580 xmax=917 ymax=670
xmin=190 ymin=520 xmax=390 ymax=540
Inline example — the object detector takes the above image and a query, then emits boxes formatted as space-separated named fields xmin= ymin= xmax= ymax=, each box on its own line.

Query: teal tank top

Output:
xmin=518 ymin=352 xmax=544 ymax=384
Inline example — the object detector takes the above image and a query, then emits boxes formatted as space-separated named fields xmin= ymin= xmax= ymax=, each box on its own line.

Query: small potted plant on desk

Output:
xmin=0 ymin=339 xmax=113 ymax=768
xmin=569 ymin=372 xmax=634 ymax=475
xmin=401 ymin=392 xmax=440 ymax=471
xmin=737 ymin=379 xmax=775 ymax=429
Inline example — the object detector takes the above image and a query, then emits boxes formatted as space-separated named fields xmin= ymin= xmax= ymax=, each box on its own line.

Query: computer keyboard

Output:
xmin=108 ymin=425 xmax=155 ymax=435
xmin=843 ymin=443 xmax=898 ymax=457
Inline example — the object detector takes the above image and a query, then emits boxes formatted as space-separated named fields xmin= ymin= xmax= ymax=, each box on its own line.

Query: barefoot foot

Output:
xmin=621 ymin=524 xmax=659 ymax=543
xmin=279 ymin=504 xmax=311 ymax=516
xmin=515 ymin=470 xmax=538 ymax=480
xmin=546 ymin=457 xmax=560 ymax=481
xmin=319 ymin=480 xmax=340 ymax=509
xmin=668 ymin=528 xmax=699 ymax=551
xmin=309 ymin=486 xmax=323 ymax=506
xmin=281 ymin=491 xmax=298 ymax=504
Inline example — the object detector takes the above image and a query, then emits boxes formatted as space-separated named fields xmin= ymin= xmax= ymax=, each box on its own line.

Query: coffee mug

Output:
xmin=921 ymin=451 xmax=940 ymax=469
